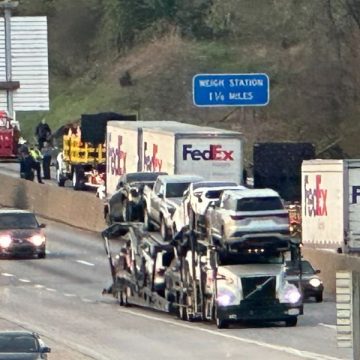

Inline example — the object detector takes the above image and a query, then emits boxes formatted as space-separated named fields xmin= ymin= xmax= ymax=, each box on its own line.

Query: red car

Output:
xmin=0 ymin=209 xmax=46 ymax=258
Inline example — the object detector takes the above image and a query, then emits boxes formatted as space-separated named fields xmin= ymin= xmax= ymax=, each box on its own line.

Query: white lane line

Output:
xmin=34 ymin=284 xmax=44 ymax=288
xmin=1 ymin=273 xmax=14 ymax=277
xmin=46 ymin=288 xmax=57 ymax=292
xmin=319 ymin=323 xmax=337 ymax=330
xmin=76 ymin=260 xmax=95 ymax=267
xmin=64 ymin=293 xmax=77 ymax=297
xmin=19 ymin=279 xmax=31 ymax=283
xmin=81 ymin=298 xmax=92 ymax=302
xmin=120 ymin=309 xmax=343 ymax=360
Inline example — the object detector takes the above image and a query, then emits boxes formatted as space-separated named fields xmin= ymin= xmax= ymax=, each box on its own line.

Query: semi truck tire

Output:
xmin=73 ymin=166 xmax=85 ymax=190
xmin=285 ymin=317 xmax=297 ymax=327
xmin=56 ymin=164 xmax=66 ymax=187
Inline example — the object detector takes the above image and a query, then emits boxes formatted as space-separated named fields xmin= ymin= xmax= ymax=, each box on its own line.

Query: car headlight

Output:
xmin=280 ymin=283 xmax=301 ymax=304
xmin=309 ymin=278 xmax=322 ymax=288
xmin=30 ymin=234 xmax=45 ymax=246
xmin=0 ymin=234 xmax=12 ymax=248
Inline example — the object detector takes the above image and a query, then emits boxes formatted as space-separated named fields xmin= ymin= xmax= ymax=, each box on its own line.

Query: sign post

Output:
xmin=193 ymin=73 xmax=269 ymax=107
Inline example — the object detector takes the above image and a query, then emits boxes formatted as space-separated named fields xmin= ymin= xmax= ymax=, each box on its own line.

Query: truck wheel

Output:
xmin=315 ymin=294 xmax=323 ymax=303
xmin=160 ymin=217 xmax=170 ymax=241
xmin=215 ymin=307 xmax=229 ymax=329
xmin=143 ymin=208 xmax=154 ymax=231
xmin=285 ymin=317 xmax=298 ymax=327
xmin=56 ymin=166 xmax=65 ymax=187
xmin=72 ymin=166 xmax=85 ymax=190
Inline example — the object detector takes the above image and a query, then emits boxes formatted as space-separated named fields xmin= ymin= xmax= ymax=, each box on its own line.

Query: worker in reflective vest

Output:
xmin=29 ymin=145 xmax=44 ymax=184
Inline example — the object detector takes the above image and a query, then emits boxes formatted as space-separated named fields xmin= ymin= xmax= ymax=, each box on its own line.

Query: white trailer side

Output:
xmin=301 ymin=159 xmax=345 ymax=249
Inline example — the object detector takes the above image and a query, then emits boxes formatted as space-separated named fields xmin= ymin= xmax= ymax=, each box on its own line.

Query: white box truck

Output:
xmin=301 ymin=159 xmax=360 ymax=253
xmin=106 ymin=121 xmax=244 ymax=196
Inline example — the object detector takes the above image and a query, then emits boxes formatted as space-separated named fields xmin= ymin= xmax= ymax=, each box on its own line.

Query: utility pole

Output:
xmin=0 ymin=0 xmax=19 ymax=118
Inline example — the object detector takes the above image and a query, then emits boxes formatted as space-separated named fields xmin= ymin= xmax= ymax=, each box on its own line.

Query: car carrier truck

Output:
xmin=102 ymin=223 xmax=303 ymax=328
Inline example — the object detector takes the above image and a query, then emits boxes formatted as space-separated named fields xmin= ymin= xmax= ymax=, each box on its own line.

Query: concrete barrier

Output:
xmin=0 ymin=174 xmax=106 ymax=232
xmin=302 ymin=247 xmax=360 ymax=295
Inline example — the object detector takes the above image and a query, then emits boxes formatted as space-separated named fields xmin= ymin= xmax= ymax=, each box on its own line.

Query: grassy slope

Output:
xmin=16 ymin=30 xmax=360 ymax=165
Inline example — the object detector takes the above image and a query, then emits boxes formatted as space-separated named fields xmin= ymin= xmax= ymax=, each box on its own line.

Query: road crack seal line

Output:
xmin=120 ymin=308 xmax=345 ymax=360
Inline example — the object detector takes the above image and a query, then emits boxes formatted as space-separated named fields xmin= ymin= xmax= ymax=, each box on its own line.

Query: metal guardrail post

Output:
xmin=353 ymin=272 xmax=359 ymax=359
xmin=336 ymin=271 xmax=360 ymax=359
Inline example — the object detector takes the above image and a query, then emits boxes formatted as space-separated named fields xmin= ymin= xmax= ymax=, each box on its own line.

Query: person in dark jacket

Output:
xmin=41 ymin=141 xmax=52 ymax=179
xmin=19 ymin=148 xmax=36 ymax=181
xmin=35 ymin=118 xmax=51 ymax=150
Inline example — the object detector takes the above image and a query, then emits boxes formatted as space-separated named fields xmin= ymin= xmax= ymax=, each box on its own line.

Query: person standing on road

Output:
xmin=41 ymin=141 xmax=52 ymax=180
xmin=29 ymin=145 xmax=44 ymax=184
xmin=35 ymin=118 xmax=51 ymax=150
xmin=19 ymin=148 xmax=35 ymax=181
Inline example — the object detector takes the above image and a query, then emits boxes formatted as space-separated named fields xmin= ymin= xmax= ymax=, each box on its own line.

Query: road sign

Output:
xmin=193 ymin=73 xmax=269 ymax=107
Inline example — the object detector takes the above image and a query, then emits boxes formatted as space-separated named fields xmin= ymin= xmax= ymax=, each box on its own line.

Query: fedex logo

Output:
xmin=144 ymin=142 xmax=162 ymax=171
xmin=108 ymin=135 xmax=127 ymax=176
xmin=183 ymin=144 xmax=234 ymax=161
xmin=351 ymin=186 xmax=360 ymax=204
xmin=304 ymin=175 xmax=328 ymax=217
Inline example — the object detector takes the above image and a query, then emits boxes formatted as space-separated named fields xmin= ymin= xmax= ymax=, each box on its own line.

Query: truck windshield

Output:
xmin=166 ymin=182 xmax=190 ymax=198
xmin=236 ymin=197 xmax=283 ymax=211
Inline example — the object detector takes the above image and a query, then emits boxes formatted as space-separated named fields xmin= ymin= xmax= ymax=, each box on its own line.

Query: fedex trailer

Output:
xmin=106 ymin=121 xmax=244 ymax=196
xmin=301 ymin=159 xmax=360 ymax=253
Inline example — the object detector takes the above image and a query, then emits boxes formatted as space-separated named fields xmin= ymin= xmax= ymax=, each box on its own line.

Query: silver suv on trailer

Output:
xmin=205 ymin=188 xmax=290 ymax=249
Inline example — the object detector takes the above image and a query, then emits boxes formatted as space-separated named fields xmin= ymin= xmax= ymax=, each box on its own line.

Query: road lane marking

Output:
xmin=121 ymin=309 xmax=344 ymax=360
xmin=34 ymin=284 xmax=44 ymax=288
xmin=76 ymin=260 xmax=95 ymax=267
xmin=319 ymin=323 xmax=337 ymax=330
xmin=46 ymin=288 xmax=56 ymax=292
xmin=64 ymin=293 xmax=77 ymax=297
xmin=81 ymin=298 xmax=92 ymax=302
xmin=19 ymin=279 xmax=31 ymax=283
xmin=1 ymin=273 xmax=14 ymax=277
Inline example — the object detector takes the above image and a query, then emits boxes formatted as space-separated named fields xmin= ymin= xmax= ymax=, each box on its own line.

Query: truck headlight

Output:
xmin=280 ymin=283 xmax=301 ymax=304
xmin=309 ymin=278 xmax=322 ymax=288
xmin=217 ymin=284 xmax=240 ymax=306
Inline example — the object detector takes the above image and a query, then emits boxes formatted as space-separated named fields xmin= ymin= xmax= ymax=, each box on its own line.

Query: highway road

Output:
xmin=0 ymin=218 xmax=353 ymax=360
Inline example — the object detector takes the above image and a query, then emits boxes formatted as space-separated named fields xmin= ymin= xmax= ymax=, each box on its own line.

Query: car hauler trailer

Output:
xmin=102 ymin=223 xmax=303 ymax=328
xmin=106 ymin=121 xmax=244 ymax=197
xmin=302 ymin=159 xmax=360 ymax=253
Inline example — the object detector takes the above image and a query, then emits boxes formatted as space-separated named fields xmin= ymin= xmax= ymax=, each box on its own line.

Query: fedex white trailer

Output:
xmin=301 ymin=159 xmax=360 ymax=253
xmin=106 ymin=121 xmax=244 ymax=197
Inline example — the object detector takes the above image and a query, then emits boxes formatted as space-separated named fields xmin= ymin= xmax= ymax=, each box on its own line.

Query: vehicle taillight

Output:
xmin=0 ymin=234 xmax=12 ymax=248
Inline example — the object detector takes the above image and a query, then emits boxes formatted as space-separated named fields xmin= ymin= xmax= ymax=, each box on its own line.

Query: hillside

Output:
xmin=13 ymin=0 xmax=360 ymax=165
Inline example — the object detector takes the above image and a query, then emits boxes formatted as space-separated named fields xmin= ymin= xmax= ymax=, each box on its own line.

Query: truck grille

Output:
xmin=241 ymin=276 xmax=276 ymax=301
